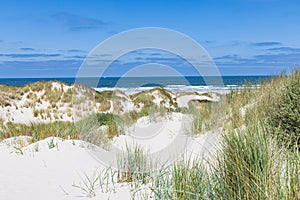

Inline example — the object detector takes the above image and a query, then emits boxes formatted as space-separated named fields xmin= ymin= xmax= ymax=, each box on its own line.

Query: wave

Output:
xmin=93 ymin=84 xmax=260 ymax=95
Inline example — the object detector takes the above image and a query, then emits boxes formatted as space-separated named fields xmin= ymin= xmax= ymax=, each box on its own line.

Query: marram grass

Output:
xmin=1 ymin=69 xmax=300 ymax=199
xmin=211 ymin=123 xmax=299 ymax=200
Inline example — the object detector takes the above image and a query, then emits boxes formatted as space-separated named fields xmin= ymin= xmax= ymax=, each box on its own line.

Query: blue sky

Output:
xmin=0 ymin=0 xmax=300 ymax=77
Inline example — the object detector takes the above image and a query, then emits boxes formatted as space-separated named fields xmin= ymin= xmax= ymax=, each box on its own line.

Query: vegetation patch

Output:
xmin=0 ymin=121 xmax=78 ymax=142
xmin=117 ymin=144 xmax=151 ymax=183
xmin=266 ymin=71 xmax=300 ymax=149
xmin=96 ymin=113 xmax=123 ymax=139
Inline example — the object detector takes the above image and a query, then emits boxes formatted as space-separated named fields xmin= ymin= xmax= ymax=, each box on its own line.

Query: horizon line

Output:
xmin=0 ymin=75 xmax=275 ymax=79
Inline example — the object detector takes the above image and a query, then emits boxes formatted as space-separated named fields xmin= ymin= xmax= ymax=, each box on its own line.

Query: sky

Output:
xmin=0 ymin=0 xmax=300 ymax=77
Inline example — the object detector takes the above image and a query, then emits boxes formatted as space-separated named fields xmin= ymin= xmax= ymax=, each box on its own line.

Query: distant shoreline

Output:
xmin=0 ymin=76 xmax=272 ymax=89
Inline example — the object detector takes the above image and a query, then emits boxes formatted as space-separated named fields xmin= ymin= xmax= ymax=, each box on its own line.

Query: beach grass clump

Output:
xmin=128 ymin=110 xmax=140 ymax=123
xmin=225 ymin=84 xmax=255 ymax=128
xmin=0 ymin=121 xmax=78 ymax=142
xmin=74 ymin=113 xmax=124 ymax=146
xmin=47 ymin=137 xmax=58 ymax=149
xmin=239 ymin=69 xmax=300 ymax=150
xmin=94 ymin=91 xmax=112 ymax=112
xmin=120 ymin=110 xmax=145 ymax=127
xmin=188 ymin=100 xmax=213 ymax=134
xmin=265 ymin=70 xmax=300 ymax=149
xmin=72 ymin=171 xmax=100 ymax=198
xmin=28 ymin=81 xmax=49 ymax=92
xmin=0 ymin=85 xmax=23 ymax=107
xmin=117 ymin=143 xmax=151 ymax=184
xmin=223 ymin=70 xmax=299 ymax=144
xmin=151 ymin=158 xmax=208 ymax=200
xmin=149 ymin=121 xmax=299 ymax=200
xmin=61 ymin=88 xmax=73 ymax=103
xmin=43 ymin=87 xmax=63 ymax=105
xmin=97 ymin=100 xmax=111 ymax=112
xmin=96 ymin=113 xmax=123 ymax=139
xmin=0 ymin=113 xmax=124 ymax=145
xmin=211 ymin=123 xmax=300 ymax=200
xmin=187 ymin=97 xmax=226 ymax=134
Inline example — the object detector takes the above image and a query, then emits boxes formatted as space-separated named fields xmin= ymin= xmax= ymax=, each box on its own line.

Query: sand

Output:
xmin=0 ymin=85 xmax=223 ymax=199
xmin=0 ymin=137 xmax=133 ymax=200
xmin=0 ymin=115 xmax=221 ymax=199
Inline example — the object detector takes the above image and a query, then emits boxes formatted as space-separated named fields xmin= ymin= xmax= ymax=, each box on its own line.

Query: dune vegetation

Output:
xmin=0 ymin=70 xmax=299 ymax=199
xmin=0 ymin=81 xmax=214 ymax=141
xmin=114 ymin=69 xmax=300 ymax=199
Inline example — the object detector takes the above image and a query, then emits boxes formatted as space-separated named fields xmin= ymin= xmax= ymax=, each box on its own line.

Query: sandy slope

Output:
xmin=0 ymin=138 xmax=102 ymax=200
xmin=0 ymin=115 xmax=221 ymax=200
xmin=0 ymin=82 xmax=221 ymax=125
xmin=0 ymin=82 xmax=226 ymax=199
xmin=113 ymin=113 xmax=191 ymax=153
xmin=0 ymin=137 xmax=143 ymax=200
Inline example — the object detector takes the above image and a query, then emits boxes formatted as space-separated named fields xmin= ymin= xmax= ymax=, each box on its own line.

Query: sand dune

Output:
xmin=0 ymin=81 xmax=219 ymax=124
xmin=0 ymin=81 xmax=223 ymax=199
xmin=0 ymin=117 xmax=220 ymax=199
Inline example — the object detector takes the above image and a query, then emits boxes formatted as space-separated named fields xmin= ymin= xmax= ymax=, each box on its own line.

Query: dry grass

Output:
xmin=1 ymin=71 xmax=299 ymax=199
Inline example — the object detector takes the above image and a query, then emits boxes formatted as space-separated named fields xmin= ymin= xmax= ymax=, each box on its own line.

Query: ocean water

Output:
xmin=0 ymin=76 xmax=271 ymax=93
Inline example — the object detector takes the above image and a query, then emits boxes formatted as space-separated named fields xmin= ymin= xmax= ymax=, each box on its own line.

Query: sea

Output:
xmin=0 ymin=76 xmax=272 ymax=94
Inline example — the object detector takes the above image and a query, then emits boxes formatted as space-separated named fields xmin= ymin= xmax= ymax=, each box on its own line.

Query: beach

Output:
xmin=0 ymin=81 xmax=223 ymax=199
xmin=0 ymin=72 xmax=299 ymax=199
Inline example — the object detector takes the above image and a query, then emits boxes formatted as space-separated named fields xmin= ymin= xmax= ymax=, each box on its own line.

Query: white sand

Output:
xmin=113 ymin=113 xmax=186 ymax=152
xmin=0 ymin=85 xmax=223 ymax=199
xmin=0 ymin=137 xmax=135 ymax=200
xmin=177 ymin=94 xmax=215 ymax=108
xmin=0 ymin=117 xmax=221 ymax=200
